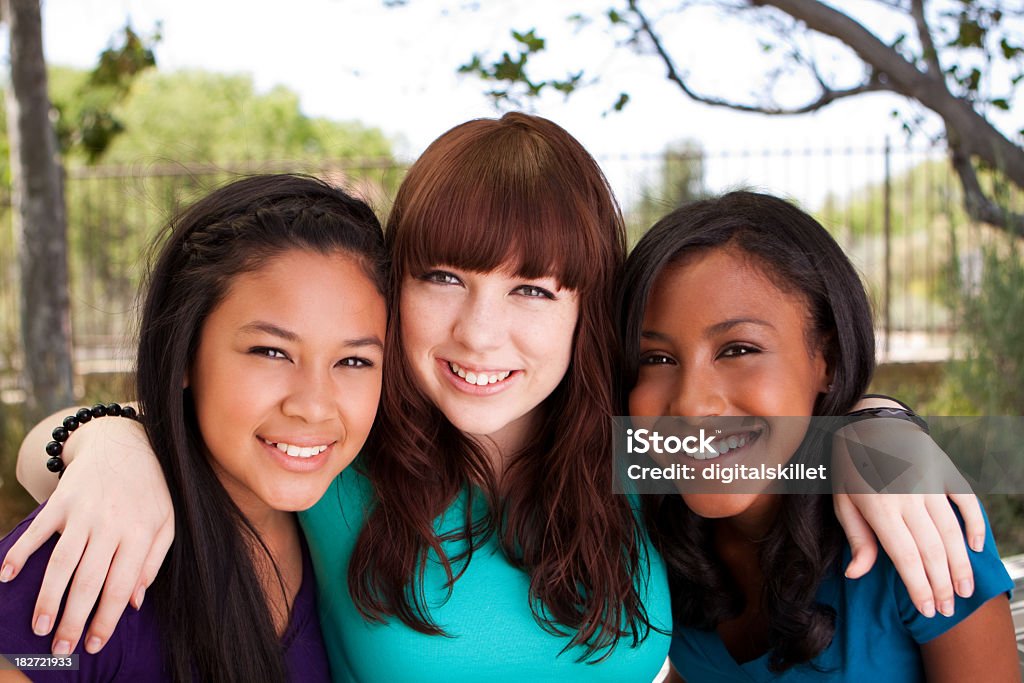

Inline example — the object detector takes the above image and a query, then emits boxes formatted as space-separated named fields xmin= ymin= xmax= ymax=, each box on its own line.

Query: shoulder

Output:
xmin=860 ymin=504 xmax=1013 ymax=644
xmin=299 ymin=461 xmax=374 ymax=540
xmin=0 ymin=506 xmax=61 ymax=655
xmin=0 ymin=507 xmax=160 ymax=680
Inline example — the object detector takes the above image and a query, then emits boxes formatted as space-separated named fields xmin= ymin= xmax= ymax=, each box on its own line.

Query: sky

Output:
xmin=24 ymin=0 xmax=1024 ymax=207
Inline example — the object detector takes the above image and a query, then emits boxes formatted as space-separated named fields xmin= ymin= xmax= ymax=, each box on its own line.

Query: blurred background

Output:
xmin=0 ymin=0 xmax=1021 ymax=623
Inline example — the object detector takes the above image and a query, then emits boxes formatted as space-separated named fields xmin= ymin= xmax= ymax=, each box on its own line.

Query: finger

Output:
xmin=926 ymin=496 xmax=975 ymax=599
xmin=129 ymin=518 xmax=174 ymax=610
xmin=899 ymin=504 xmax=953 ymax=617
xmin=1 ymin=504 xmax=67 ymax=583
xmin=30 ymin=527 xmax=88 ymax=639
xmin=833 ymin=493 xmax=878 ymax=579
xmin=81 ymin=537 xmax=154 ymax=654
xmin=49 ymin=536 xmax=119 ymax=655
xmin=947 ymin=492 xmax=985 ymax=553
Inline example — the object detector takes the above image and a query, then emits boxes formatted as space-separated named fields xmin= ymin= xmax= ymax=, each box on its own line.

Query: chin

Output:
xmin=681 ymin=493 xmax=761 ymax=520
xmin=444 ymin=410 xmax=518 ymax=439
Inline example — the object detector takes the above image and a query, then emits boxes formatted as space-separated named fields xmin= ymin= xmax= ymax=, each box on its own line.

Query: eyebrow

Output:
xmin=640 ymin=317 xmax=775 ymax=342
xmin=238 ymin=321 xmax=384 ymax=349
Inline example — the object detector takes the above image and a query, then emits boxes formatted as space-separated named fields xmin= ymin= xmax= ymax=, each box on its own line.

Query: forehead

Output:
xmin=644 ymin=248 xmax=811 ymax=333
xmin=211 ymin=250 xmax=386 ymax=334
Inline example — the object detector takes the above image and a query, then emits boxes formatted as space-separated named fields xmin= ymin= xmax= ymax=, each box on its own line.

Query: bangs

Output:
xmin=389 ymin=118 xmax=620 ymax=292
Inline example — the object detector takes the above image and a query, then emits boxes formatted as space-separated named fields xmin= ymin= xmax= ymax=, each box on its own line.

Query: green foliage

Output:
xmin=625 ymin=140 xmax=705 ymax=245
xmin=948 ymin=244 xmax=1024 ymax=414
xmin=95 ymin=70 xmax=393 ymax=164
xmin=52 ymin=23 xmax=160 ymax=162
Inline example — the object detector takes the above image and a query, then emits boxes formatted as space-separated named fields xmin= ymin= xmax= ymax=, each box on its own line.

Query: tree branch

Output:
xmin=909 ymin=0 xmax=942 ymax=76
xmin=949 ymin=139 xmax=1024 ymax=236
xmin=627 ymin=0 xmax=886 ymax=115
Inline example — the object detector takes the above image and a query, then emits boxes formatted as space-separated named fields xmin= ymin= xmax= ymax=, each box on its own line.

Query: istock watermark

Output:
xmin=612 ymin=416 xmax=1024 ymax=495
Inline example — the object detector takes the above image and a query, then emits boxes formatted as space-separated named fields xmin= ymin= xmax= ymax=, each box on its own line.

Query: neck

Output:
xmin=720 ymin=494 xmax=780 ymax=543
xmin=468 ymin=407 xmax=543 ymax=479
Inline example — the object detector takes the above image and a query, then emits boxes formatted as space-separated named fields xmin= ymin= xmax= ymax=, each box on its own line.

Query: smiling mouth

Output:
xmin=685 ymin=429 xmax=763 ymax=460
xmin=447 ymin=361 xmax=514 ymax=387
xmin=259 ymin=437 xmax=330 ymax=459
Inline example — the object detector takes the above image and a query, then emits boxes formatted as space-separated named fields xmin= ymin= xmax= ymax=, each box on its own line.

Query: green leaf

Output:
xmin=1000 ymin=38 xmax=1023 ymax=60
xmin=612 ymin=92 xmax=630 ymax=111
xmin=991 ymin=98 xmax=1010 ymax=110
xmin=511 ymin=29 xmax=545 ymax=54
xmin=608 ymin=8 xmax=623 ymax=24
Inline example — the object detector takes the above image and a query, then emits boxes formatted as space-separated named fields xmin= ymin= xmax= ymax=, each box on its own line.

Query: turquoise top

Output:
xmin=669 ymin=508 xmax=1013 ymax=682
xmin=300 ymin=465 xmax=672 ymax=682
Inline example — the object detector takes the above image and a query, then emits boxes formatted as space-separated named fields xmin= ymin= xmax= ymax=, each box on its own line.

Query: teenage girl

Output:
xmin=0 ymin=175 xmax=387 ymax=681
xmin=6 ymin=118 xmax=989 ymax=680
xmin=621 ymin=191 xmax=1017 ymax=681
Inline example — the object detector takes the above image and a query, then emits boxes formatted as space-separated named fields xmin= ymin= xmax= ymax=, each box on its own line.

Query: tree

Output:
xmin=0 ymin=13 xmax=155 ymax=420
xmin=460 ymin=1 xmax=1024 ymax=236
xmin=626 ymin=139 xmax=705 ymax=242
xmin=3 ymin=0 xmax=73 ymax=420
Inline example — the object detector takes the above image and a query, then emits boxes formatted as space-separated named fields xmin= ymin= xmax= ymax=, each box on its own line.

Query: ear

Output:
xmin=815 ymin=334 xmax=836 ymax=394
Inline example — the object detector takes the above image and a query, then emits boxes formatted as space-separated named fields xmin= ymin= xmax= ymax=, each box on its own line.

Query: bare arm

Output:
xmin=16 ymin=407 xmax=80 ymax=502
xmin=920 ymin=594 xmax=1019 ymax=682
xmin=3 ymin=409 xmax=173 ymax=656
xmin=832 ymin=396 xmax=983 ymax=618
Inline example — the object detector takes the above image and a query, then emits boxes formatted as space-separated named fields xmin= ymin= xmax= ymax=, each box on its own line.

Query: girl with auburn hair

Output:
xmin=622 ymin=191 xmax=1016 ymax=682
xmin=0 ymin=175 xmax=388 ymax=681
xmin=6 ymin=115 xmax=991 ymax=680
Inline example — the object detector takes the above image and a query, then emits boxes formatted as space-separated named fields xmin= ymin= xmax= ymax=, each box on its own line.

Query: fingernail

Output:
xmin=85 ymin=636 xmax=103 ymax=654
xmin=0 ymin=563 xmax=13 ymax=582
xmin=939 ymin=599 xmax=955 ymax=617
xmin=133 ymin=586 xmax=146 ymax=610
xmin=957 ymin=578 xmax=974 ymax=598
xmin=920 ymin=600 xmax=936 ymax=618
xmin=970 ymin=535 xmax=984 ymax=552
xmin=33 ymin=614 xmax=51 ymax=636
xmin=53 ymin=640 xmax=72 ymax=655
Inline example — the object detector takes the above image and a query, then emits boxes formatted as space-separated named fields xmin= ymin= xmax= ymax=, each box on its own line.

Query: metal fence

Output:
xmin=0 ymin=142 xmax=1015 ymax=398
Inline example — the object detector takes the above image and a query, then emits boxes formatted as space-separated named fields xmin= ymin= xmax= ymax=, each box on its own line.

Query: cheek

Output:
xmin=399 ymin=291 xmax=448 ymax=355
xmin=346 ymin=377 xmax=382 ymax=433
xmin=629 ymin=374 xmax=677 ymax=416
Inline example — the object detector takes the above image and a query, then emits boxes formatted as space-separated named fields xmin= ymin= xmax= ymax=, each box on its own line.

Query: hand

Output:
xmin=832 ymin=417 xmax=983 ymax=619
xmin=0 ymin=416 xmax=173 ymax=655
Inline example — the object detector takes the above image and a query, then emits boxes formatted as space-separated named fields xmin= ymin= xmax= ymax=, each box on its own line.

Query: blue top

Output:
xmin=0 ymin=504 xmax=331 ymax=682
xmin=669 ymin=510 xmax=1013 ymax=682
xmin=299 ymin=465 xmax=673 ymax=682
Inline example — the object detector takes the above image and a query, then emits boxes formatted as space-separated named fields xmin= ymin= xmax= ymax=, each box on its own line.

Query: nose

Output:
xmin=281 ymin=366 xmax=337 ymax=425
xmin=670 ymin=364 xmax=727 ymax=420
xmin=450 ymin=291 xmax=505 ymax=352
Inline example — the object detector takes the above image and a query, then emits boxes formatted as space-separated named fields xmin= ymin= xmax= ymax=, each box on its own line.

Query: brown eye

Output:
xmin=639 ymin=353 xmax=675 ymax=366
xmin=337 ymin=357 xmax=374 ymax=368
xmin=719 ymin=344 xmax=759 ymax=359
xmin=250 ymin=347 xmax=289 ymax=360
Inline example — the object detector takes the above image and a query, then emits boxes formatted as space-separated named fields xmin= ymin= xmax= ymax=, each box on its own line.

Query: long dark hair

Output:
xmin=136 ymin=174 xmax=386 ymax=682
xmin=349 ymin=113 xmax=651 ymax=660
xmin=621 ymin=191 xmax=875 ymax=672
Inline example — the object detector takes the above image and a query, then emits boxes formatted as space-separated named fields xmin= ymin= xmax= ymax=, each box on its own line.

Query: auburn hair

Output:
xmin=349 ymin=113 xmax=651 ymax=659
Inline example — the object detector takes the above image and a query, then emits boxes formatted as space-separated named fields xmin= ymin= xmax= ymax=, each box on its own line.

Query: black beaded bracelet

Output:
xmin=843 ymin=406 xmax=930 ymax=435
xmin=45 ymin=403 xmax=142 ymax=477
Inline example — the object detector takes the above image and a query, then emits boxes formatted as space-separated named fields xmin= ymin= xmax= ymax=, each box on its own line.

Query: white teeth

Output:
xmin=262 ymin=438 xmax=329 ymax=459
xmin=449 ymin=362 xmax=512 ymax=387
